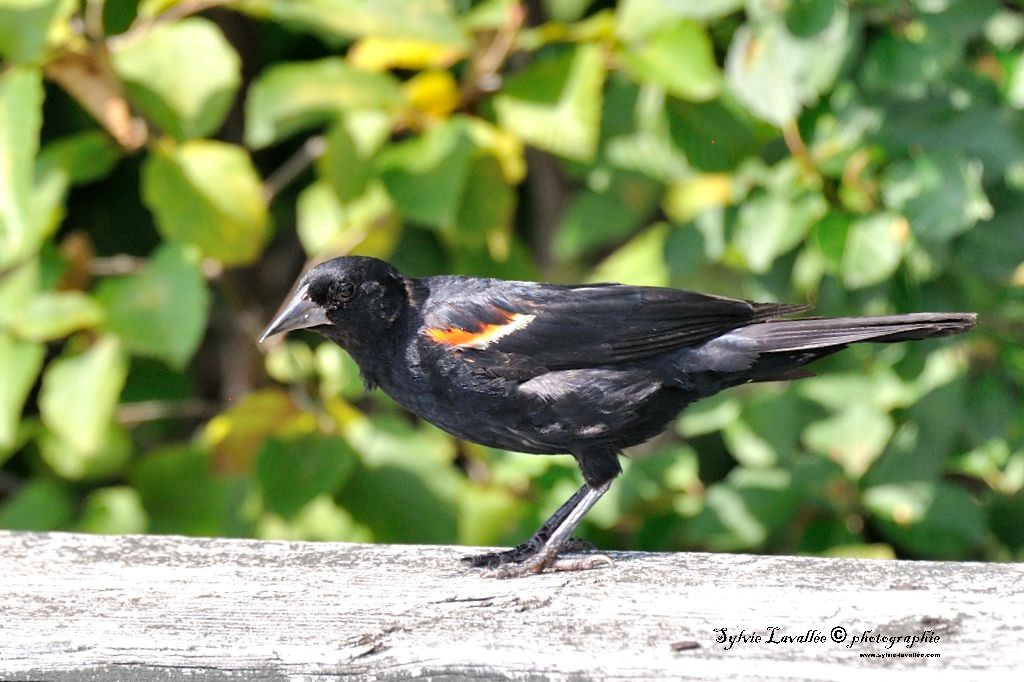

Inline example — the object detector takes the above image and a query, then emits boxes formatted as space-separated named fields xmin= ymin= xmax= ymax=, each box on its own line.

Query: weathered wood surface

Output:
xmin=0 ymin=531 xmax=1021 ymax=681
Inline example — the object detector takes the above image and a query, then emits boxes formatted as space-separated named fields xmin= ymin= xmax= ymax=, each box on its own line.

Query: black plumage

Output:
xmin=262 ymin=256 xmax=976 ymax=577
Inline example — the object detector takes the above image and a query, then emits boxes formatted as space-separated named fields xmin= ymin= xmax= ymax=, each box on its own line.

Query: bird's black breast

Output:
xmin=371 ymin=326 xmax=691 ymax=455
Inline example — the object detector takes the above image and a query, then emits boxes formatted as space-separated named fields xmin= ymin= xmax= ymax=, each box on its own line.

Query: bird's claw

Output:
xmin=463 ymin=538 xmax=613 ymax=578
xmin=460 ymin=543 xmax=538 ymax=569
xmin=550 ymin=553 xmax=613 ymax=573
xmin=460 ymin=535 xmax=592 ymax=569
xmin=561 ymin=537 xmax=597 ymax=553
xmin=473 ymin=552 xmax=613 ymax=579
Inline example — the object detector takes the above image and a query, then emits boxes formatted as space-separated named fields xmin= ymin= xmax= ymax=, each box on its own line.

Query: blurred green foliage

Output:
xmin=1 ymin=0 xmax=1022 ymax=562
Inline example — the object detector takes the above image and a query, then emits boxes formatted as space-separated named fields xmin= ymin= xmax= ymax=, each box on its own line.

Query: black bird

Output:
xmin=261 ymin=256 xmax=976 ymax=578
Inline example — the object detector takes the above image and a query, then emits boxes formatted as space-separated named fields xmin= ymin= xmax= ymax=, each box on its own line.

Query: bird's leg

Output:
xmin=469 ymin=481 xmax=613 ymax=579
xmin=461 ymin=484 xmax=590 ymax=568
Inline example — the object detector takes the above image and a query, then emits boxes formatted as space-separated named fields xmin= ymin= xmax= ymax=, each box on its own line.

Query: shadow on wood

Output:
xmin=0 ymin=531 xmax=1021 ymax=680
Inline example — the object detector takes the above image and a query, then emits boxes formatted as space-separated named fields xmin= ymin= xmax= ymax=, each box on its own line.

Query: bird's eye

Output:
xmin=332 ymin=280 xmax=355 ymax=302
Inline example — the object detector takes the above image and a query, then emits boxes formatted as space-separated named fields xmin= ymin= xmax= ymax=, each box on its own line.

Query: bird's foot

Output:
xmin=461 ymin=539 xmax=542 ymax=569
xmin=462 ymin=536 xmax=611 ymax=578
xmin=561 ymin=536 xmax=596 ymax=553
xmin=474 ymin=550 xmax=613 ymax=579
xmin=460 ymin=535 xmax=594 ymax=569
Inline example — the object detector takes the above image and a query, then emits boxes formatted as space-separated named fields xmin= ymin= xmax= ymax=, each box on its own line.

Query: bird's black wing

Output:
xmin=419 ymin=277 xmax=808 ymax=370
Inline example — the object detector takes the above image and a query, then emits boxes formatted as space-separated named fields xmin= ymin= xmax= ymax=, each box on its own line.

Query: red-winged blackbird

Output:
xmin=261 ymin=256 xmax=976 ymax=577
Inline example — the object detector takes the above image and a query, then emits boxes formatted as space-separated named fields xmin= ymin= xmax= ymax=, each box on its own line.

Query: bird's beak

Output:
xmin=259 ymin=284 xmax=330 ymax=342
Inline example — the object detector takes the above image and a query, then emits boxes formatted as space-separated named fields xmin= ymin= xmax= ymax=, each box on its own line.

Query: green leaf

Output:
xmin=341 ymin=412 xmax=456 ymax=471
xmin=785 ymin=0 xmax=839 ymax=37
xmin=296 ymin=180 xmax=400 ymax=258
xmin=76 ymin=486 xmax=148 ymax=535
xmin=296 ymin=179 xmax=348 ymax=253
xmin=619 ymin=21 xmax=721 ymax=102
xmin=0 ymin=0 xmax=75 ymax=63
xmin=264 ymin=340 xmax=316 ymax=384
xmin=543 ymin=0 xmax=595 ymax=22
xmin=494 ymin=44 xmax=606 ymax=162
xmin=861 ymin=32 xmax=952 ymax=100
xmin=959 ymin=202 xmax=1024 ymax=284
xmin=36 ymin=131 xmax=122 ymax=185
xmin=245 ymin=58 xmax=403 ymax=148
xmin=664 ymin=224 xmax=709 ymax=277
xmin=318 ymin=122 xmax=374 ymax=203
xmin=677 ymin=393 xmax=741 ymax=437
xmin=257 ymin=494 xmax=370 ymax=542
xmin=38 ymin=336 xmax=128 ymax=457
xmin=605 ymin=109 xmax=691 ymax=183
xmin=202 ymin=389 xmax=305 ymax=475
xmin=338 ymin=462 xmax=460 ymax=543
xmin=840 ymin=213 xmax=905 ymax=289
xmin=377 ymin=118 xmax=475 ymax=230
xmin=1007 ymin=50 xmax=1024 ymax=109
xmin=238 ymin=0 xmax=469 ymax=49
xmin=666 ymin=98 xmax=766 ymax=172
xmin=986 ymin=8 xmax=1024 ymax=49
xmin=861 ymin=1 xmax=997 ymax=99
xmin=314 ymin=344 xmax=365 ymax=401
xmin=726 ymin=11 xmax=852 ymax=126
xmin=0 ymin=479 xmax=72 ymax=531
xmin=798 ymin=370 xmax=908 ymax=413
xmin=111 ymin=18 xmax=241 ymax=140
xmin=727 ymin=21 xmax=801 ymax=125
xmin=864 ymin=482 xmax=986 ymax=559
xmin=257 ymin=433 xmax=358 ymax=519
xmin=0 ymin=332 xmax=44 ymax=455
xmin=688 ymin=468 xmax=798 ymax=550
xmin=96 ymin=243 xmax=211 ymax=368
xmin=10 ymin=291 xmax=103 ymax=341
xmin=142 ymin=140 xmax=269 ymax=265
xmin=965 ymin=376 xmax=1017 ymax=446
xmin=457 ymin=482 xmax=524 ymax=546
xmin=810 ymin=211 xmax=851 ymax=273
xmin=875 ymin=98 xmax=1024 ymax=179
xmin=733 ymin=191 xmax=828 ymax=273
xmin=0 ymin=66 xmax=44 ymax=270
xmin=803 ymin=405 xmax=895 ymax=479
xmin=823 ymin=544 xmax=895 ymax=559
xmin=615 ymin=445 xmax=698 ymax=515
xmin=881 ymin=155 xmax=992 ymax=243
xmin=617 ymin=0 xmax=743 ymax=40
xmin=723 ymin=389 xmax=817 ymax=468
xmin=991 ymin=489 xmax=1024 ymax=550
xmin=38 ymin=422 xmax=132 ymax=481
xmin=133 ymin=444 xmax=250 ymax=536
xmin=555 ymin=171 xmax=660 ymax=260
xmin=587 ymin=222 xmax=670 ymax=287
xmin=455 ymin=154 xmax=515 ymax=242
xmin=865 ymin=375 xmax=969 ymax=487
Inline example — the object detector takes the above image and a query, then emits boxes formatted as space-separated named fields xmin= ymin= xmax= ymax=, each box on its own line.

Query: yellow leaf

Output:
xmin=202 ymin=389 xmax=313 ymax=474
xmin=1012 ymin=261 xmax=1024 ymax=287
xmin=323 ymin=396 xmax=365 ymax=431
xmin=402 ymin=70 xmax=461 ymax=121
xmin=349 ymin=37 xmax=463 ymax=72
xmin=665 ymin=174 xmax=734 ymax=223
xmin=466 ymin=118 xmax=526 ymax=184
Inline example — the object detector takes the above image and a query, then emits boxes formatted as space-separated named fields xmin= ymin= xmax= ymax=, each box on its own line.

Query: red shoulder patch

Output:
xmin=425 ymin=310 xmax=535 ymax=349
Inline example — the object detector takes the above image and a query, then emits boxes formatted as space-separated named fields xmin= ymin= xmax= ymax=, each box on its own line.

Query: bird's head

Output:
xmin=260 ymin=256 xmax=409 ymax=348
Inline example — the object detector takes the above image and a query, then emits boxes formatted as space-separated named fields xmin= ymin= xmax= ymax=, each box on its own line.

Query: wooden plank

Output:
xmin=0 ymin=530 xmax=1021 ymax=680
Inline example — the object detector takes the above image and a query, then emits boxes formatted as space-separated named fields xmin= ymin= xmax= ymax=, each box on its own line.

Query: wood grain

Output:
xmin=0 ymin=531 xmax=1020 ymax=680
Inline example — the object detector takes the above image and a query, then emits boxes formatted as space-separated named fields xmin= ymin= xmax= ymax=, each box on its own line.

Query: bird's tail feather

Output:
xmin=739 ymin=312 xmax=977 ymax=353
